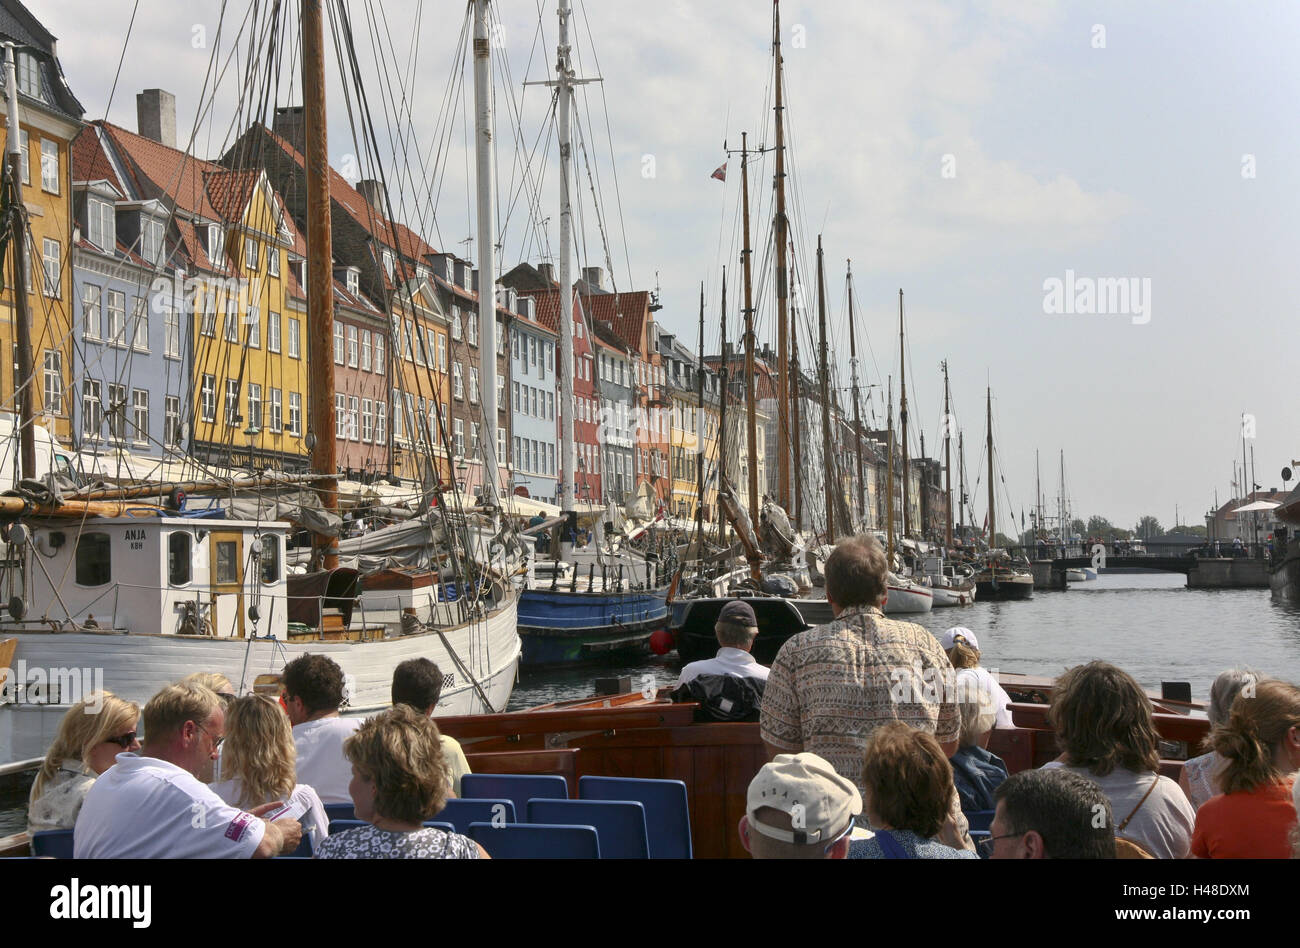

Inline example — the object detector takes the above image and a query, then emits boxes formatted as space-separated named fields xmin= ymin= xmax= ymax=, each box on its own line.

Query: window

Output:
xmin=348 ymin=396 xmax=360 ymax=441
xmin=40 ymin=138 xmax=58 ymax=194
xmin=267 ymin=248 xmax=280 ymax=277
xmin=360 ymin=330 xmax=371 ymax=371
xmin=413 ymin=325 xmax=427 ymax=367
xmin=288 ymin=392 xmax=302 ymax=436
xmin=496 ymin=321 xmax=504 ymax=356
xmin=132 ymin=298 xmax=147 ymax=350
xmin=244 ymin=383 xmax=261 ymax=431
xmin=224 ymin=298 xmax=238 ymax=342
xmin=375 ymin=402 xmax=386 ymax=443
xmin=361 ymin=399 xmax=373 ymax=442
xmin=87 ymin=196 xmax=115 ymax=252
xmin=382 ymin=250 xmax=395 ymax=281
xmin=82 ymin=284 xmax=101 ymax=340
xmin=547 ymin=343 xmax=554 ymax=372
xmin=82 ymin=378 xmax=102 ymax=437
xmin=547 ymin=392 xmax=554 ymax=421
xmin=208 ymin=225 xmax=225 ymax=261
xmin=215 ymin=541 xmax=238 ymax=584
xmin=335 ymin=393 xmax=347 ymax=438
xmin=453 ymin=363 xmax=464 ymax=399
xmin=513 ymin=437 xmax=520 ymax=468
xmin=164 ymin=301 xmax=180 ymax=358
xmin=259 ymin=535 xmax=280 ymax=585
xmin=469 ymin=367 xmax=479 ymax=404
xmin=43 ymin=350 xmax=63 ymax=415
xmin=200 ymin=375 xmax=216 ymax=422
xmin=268 ymin=311 xmax=281 ymax=353
xmin=470 ymin=422 xmax=480 ymax=454
xmin=106 ymin=290 xmax=125 ymax=344
xmin=451 ymin=309 xmax=463 ymax=340
xmin=41 ymin=238 xmax=59 ymax=297
xmin=392 ymin=388 xmax=404 ymax=441
xmin=347 ymin=325 xmax=358 ymax=367
xmin=333 ymin=321 xmax=344 ymax=364
xmin=512 ymin=331 xmax=520 ymax=360
xmin=403 ymin=320 xmax=414 ymax=361
xmin=436 ymin=334 xmax=446 ymax=371
xmin=107 ymin=383 xmax=126 ymax=440
xmin=454 ymin=419 xmax=464 ymax=458
xmin=225 ymin=379 xmax=240 ymax=425
xmin=165 ymin=396 xmax=182 ymax=447
xmin=467 ymin=315 xmax=478 ymax=347
xmin=288 ymin=317 xmax=301 ymax=358
xmin=76 ymin=533 xmax=112 ymax=587
xmin=168 ymin=533 xmax=191 ymax=586
xmin=346 ymin=269 xmax=359 ymax=296
xmin=131 ymin=389 xmax=149 ymax=443
xmin=497 ymin=375 xmax=504 ymax=410
xmin=140 ymin=217 xmax=164 ymax=267
xmin=548 ymin=444 xmax=556 ymax=476
xmin=199 ymin=289 xmax=216 ymax=337
xmin=18 ymin=129 xmax=28 ymax=185
xmin=246 ymin=305 xmax=260 ymax=348
xmin=530 ymin=388 xmax=537 ymax=417
xmin=269 ymin=389 xmax=282 ymax=433
xmin=374 ymin=337 xmax=385 ymax=376
xmin=497 ymin=427 xmax=505 ymax=464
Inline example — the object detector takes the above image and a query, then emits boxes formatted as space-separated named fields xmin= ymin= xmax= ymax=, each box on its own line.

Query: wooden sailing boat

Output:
xmin=918 ymin=361 xmax=976 ymax=606
xmin=973 ymin=387 xmax=1034 ymax=600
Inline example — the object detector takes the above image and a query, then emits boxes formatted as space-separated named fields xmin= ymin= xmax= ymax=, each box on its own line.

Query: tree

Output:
xmin=1087 ymin=515 xmax=1114 ymax=536
xmin=1136 ymin=516 xmax=1164 ymax=539
xmin=1071 ymin=518 xmax=1086 ymax=538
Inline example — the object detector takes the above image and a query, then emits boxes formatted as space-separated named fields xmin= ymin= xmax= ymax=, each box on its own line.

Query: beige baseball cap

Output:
xmin=746 ymin=752 xmax=863 ymax=845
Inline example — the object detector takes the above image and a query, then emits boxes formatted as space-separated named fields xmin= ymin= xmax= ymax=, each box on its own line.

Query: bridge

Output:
xmin=1029 ymin=554 xmax=1268 ymax=589
xmin=1051 ymin=555 xmax=1197 ymax=575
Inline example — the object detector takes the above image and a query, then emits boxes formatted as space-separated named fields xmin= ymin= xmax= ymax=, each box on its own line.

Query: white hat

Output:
xmin=939 ymin=626 xmax=979 ymax=652
xmin=746 ymin=752 xmax=862 ymax=845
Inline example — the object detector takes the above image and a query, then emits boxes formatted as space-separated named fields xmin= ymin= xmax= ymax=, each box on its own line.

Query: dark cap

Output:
xmin=718 ymin=599 xmax=758 ymax=628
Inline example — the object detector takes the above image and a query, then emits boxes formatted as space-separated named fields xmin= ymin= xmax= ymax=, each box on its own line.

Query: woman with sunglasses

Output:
xmin=27 ymin=691 xmax=140 ymax=833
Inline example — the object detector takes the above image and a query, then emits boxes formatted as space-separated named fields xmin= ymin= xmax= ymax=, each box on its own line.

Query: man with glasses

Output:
xmin=984 ymin=768 xmax=1116 ymax=859
xmin=738 ymin=752 xmax=861 ymax=859
xmin=74 ymin=682 xmax=303 ymax=858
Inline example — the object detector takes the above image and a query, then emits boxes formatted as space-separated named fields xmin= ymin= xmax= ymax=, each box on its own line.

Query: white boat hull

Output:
xmin=882 ymin=585 xmax=934 ymax=614
xmin=929 ymin=585 xmax=976 ymax=607
xmin=0 ymin=592 xmax=521 ymax=765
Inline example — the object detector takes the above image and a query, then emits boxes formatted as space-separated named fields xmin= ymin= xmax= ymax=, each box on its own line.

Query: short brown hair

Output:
xmin=282 ymin=654 xmax=345 ymax=713
xmin=143 ymin=682 xmax=221 ymax=744
xmin=344 ymin=704 xmax=449 ymax=824
xmin=1048 ymin=662 xmax=1159 ymax=776
xmin=861 ymin=722 xmax=951 ymax=839
xmin=1212 ymin=678 xmax=1300 ymax=795
xmin=824 ymin=535 xmax=888 ymax=609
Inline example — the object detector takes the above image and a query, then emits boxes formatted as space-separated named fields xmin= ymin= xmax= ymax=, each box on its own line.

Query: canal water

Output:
xmin=5 ymin=572 xmax=1299 ymax=836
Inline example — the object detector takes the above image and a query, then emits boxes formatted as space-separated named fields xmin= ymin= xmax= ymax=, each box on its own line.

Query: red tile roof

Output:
xmin=70 ymin=126 xmax=125 ymax=195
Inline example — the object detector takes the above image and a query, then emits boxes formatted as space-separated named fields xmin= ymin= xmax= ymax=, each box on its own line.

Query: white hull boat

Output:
xmin=882 ymin=582 xmax=934 ymax=614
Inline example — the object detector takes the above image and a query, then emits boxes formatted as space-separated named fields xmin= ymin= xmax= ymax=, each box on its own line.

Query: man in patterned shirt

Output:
xmin=761 ymin=534 xmax=971 ymax=849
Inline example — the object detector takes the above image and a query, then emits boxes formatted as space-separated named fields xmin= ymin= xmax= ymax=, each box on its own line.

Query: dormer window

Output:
xmin=416 ymin=265 xmax=429 ymax=284
xmin=267 ymin=247 xmax=280 ymax=277
xmin=16 ymin=53 xmax=39 ymax=98
xmin=382 ymin=250 xmax=395 ymax=281
xmin=140 ymin=217 xmax=165 ymax=268
xmin=87 ymin=196 xmax=115 ymax=252
xmin=208 ymin=225 xmax=224 ymax=261
xmin=346 ymin=268 xmax=359 ymax=297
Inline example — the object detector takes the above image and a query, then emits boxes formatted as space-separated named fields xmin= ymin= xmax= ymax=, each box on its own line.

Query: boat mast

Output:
xmin=958 ymin=429 xmax=966 ymax=540
xmin=695 ymin=282 xmax=705 ymax=540
xmin=1034 ymin=449 xmax=1041 ymax=545
xmin=816 ymin=236 xmax=833 ymax=543
xmin=791 ymin=324 xmax=802 ymax=529
xmin=739 ymin=132 xmax=759 ymax=525
xmin=886 ymin=377 xmax=895 ymax=561
xmin=473 ymin=0 xmax=499 ymax=504
xmin=773 ymin=0 xmax=791 ymax=514
xmin=717 ymin=268 xmax=728 ymax=547
xmin=943 ymin=360 xmax=953 ymax=549
xmin=3 ymin=44 xmax=35 ymax=479
xmin=303 ymin=0 xmax=338 ymax=569
xmin=899 ymin=290 xmax=910 ymax=539
xmin=847 ymin=261 xmax=865 ymax=532
xmin=1059 ymin=449 xmax=1065 ymax=550
xmin=986 ymin=387 xmax=995 ymax=550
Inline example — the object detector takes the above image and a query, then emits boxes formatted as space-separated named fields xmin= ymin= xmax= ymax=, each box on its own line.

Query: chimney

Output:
xmin=273 ymin=105 xmax=306 ymax=154
xmin=537 ymin=263 xmax=554 ymax=285
xmin=356 ymin=179 xmax=387 ymax=212
xmin=136 ymin=89 xmax=177 ymax=148
xmin=582 ymin=266 xmax=604 ymax=289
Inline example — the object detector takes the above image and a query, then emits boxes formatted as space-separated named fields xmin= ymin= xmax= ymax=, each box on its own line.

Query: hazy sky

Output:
xmin=40 ymin=0 xmax=1300 ymax=530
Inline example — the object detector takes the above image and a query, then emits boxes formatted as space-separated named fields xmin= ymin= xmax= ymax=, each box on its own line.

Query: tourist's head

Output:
xmin=281 ymin=654 xmax=346 ymax=725
xmin=392 ymin=658 xmax=445 ymax=716
xmin=861 ymin=722 xmax=952 ymax=838
xmin=957 ymin=670 xmax=999 ymax=748
xmin=344 ymin=704 xmax=450 ymax=825
xmin=32 ymin=692 xmax=139 ymax=798
xmin=740 ymin=752 xmax=861 ymax=859
xmin=714 ymin=599 xmax=759 ymax=651
xmin=823 ymin=534 xmax=889 ymax=613
xmin=142 ymin=682 xmax=225 ymax=782
xmin=990 ymin=768 xmax=1115 ymax=859
xmin=939 ymin=627 xmax=981 ymax=669
xmin=181 ymin=672 xmax=237 ymax=707
xmin=1049 ymin=661 xmax=1159 ymax=776
xmin=1209 ymin=668 xmax=1260 ymax=727
xmin=222 ymin=694 xmax=296 ymax=809
xmin=1211 ymin=678 xmax=1300 ymax=794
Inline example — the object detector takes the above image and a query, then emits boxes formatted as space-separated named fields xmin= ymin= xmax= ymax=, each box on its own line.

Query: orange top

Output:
xmin=1192 ymin=778 xmax=1296 ymax=859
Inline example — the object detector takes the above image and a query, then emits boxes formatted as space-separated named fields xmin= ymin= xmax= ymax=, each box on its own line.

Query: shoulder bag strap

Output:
xmin=1117 ymin=776 xmax=1160 ymax=833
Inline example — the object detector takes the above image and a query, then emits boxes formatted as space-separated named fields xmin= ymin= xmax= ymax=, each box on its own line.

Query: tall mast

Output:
xmin=303 ymin=0 xmax=338 ymax=569
xmin=899 ymin=289 xmax=910 ymax=538
xmin=886 ymin=377 xmax=895 ymax=561
xmin=943 ymin=360 xmax=953 ymax=548
xmin=791 ymin=326 xmax=802 ymax=529
xmin=3 ymin=44 xmax=34 ymax=478
xmin=958 ymin=430 xmax=966 ymax=539
xmin=986 ymin=387 xmax=995 ymax=548
xmin=473 ymin=0 xmax=499 ymax=504
xmin=1059 ymin=449 xmax=1065 ymax=548
xmin=695 ymin=282 xmax=705 ymax=539
xmin=1034 ymin=449 xmax=1040 ymax=544
xmin=816 ymin=236 xmax=833 ymax=543
xmin=739 ymin=132 xmax=759 ymax=525
xmin=847 ymin=261 xmax=865 ymax=531
xmin=718 ymin=268 xmax=728 ymax=547
xmin=773 ymin=0 xmax=791 ymax=513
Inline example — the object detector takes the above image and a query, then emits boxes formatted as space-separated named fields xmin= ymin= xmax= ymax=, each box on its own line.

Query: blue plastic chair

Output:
xmin=328 ymin=818 xmax=369 ymax=835
xmin=323 ymin=802 xmax=355 ymax=823
xmin=423 ymin=821 xmax=456 ymax=833
xmin=966 ymin=809 xmax=996 ymax=834
xmin=287 ymin=833 xmax=314 ymax=858
xmin=579 ymin=775 xmax=691 ymax=859
xmin=527 ymin=798 xmax=649 ymax=859
xmin=438 ymin=798 xmax=517 ymax=835
xmin=468 ymin=822 xmax=599 ymax=859
xmin=459 ymin=774 xmax=567 ymax=819
xmin=970 ymin=829 xmax=992 ymax=859
xmin=30 ymin=829 xmax=75 ymax=859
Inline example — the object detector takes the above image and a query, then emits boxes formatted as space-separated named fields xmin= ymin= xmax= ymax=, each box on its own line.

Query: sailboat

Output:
xmin=972 ymin=387 xmax=1034 ymax=600
xmin=0 ymin=0 xmax=522 ymax=765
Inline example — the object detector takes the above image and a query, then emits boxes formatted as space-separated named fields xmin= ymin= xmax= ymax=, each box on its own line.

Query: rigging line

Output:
xmin=101 ymin=0 xmax=141 ymax=123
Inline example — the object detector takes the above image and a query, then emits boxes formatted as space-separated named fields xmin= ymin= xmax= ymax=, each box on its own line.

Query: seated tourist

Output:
xmin=677 ymin=600 xmax=769 ymax=685
xmin=988 ymin=768 xmax=1116 ymax=858
xmin=391 ymin=657 xmax=471 ymax=796
xmin=1181 ymin=668 xmax=1258 ymax=810
xmin=282 ymin=653 xmax=362 ymax=805
xmin=738 ymin=752 xmax=860 ymax=860
xmin=1042 ymin=661 xmax=1195 ymax=858
xmin=315 ymin=705 xmax=488 ymax=859
xmin=950 ymin=671 xmax=1009 ymax=814
xmin=1192 ymin=678 xmax=1300 ymax=858
xmin=27 ymin=692 xmax=139 ymax=834
xmin=938 ymin=627 xmax=1013 ymax=731
xmin=210 ymin=694 xmax=329 ymax=852
xmin=74 ymin=683 xmax=302 ymax=858
xmin=848 ymin=722 xmax=977 ymax=859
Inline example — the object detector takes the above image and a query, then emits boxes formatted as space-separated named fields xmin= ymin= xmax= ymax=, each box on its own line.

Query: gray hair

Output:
xmin=715 ymin=619 xmax=759 ymax=648
xmin=956 ymin=670 xmax=998 ymax=747
xmin=1209 ymin=668 xmax=1261 ymax=727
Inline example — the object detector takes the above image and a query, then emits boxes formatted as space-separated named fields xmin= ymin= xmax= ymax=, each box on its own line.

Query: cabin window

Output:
xmin=76 ymin=533 xmax=112 ymax=586
xmin=215 ymin=541 xmax=238 ymax=584
xmin=169 ymin=532 xmax=192 ymax=585
xmin=259 ymin=536 xmax=280 ymax=584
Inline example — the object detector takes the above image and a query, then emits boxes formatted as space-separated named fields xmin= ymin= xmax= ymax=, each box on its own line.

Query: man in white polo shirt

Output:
xmin=75 ymin=682 xmax=302 ymax=858
xmin=677 ymin=600 xmax=769 ymax=686
xmin=282 ymin=653 xmax=361 ymax=805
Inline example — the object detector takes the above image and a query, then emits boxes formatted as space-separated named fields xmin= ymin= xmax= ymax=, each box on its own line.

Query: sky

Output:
xmin=38 ymin=0 xmax=1300 ymax=531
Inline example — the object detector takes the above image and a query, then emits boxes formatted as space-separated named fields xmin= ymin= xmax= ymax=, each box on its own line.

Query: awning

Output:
xmin=501 ymin=494 xmax=562 ymax=518
xmin=1232 ymin=500 xmax=1281 ymax=513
